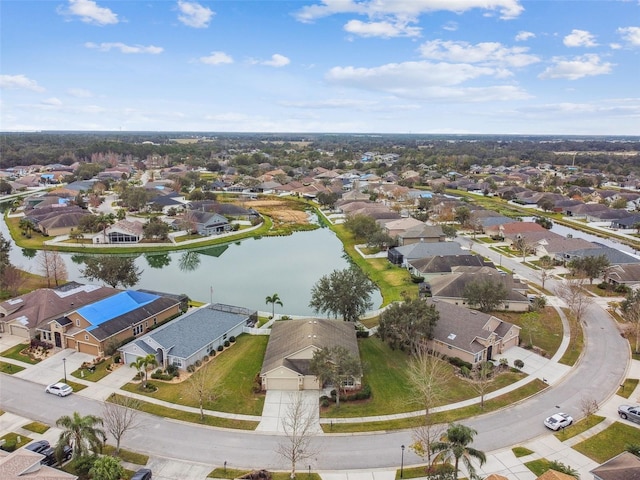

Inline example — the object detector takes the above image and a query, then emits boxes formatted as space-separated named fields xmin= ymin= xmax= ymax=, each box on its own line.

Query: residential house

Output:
xmin=0 ymin=282 xmax=117 ymax=340
xmin=190 ymin=210 xmax=232 ymax=235
xmin=484 ymin=221 xmax=546 ymax=239
xmin=119 ymin=303 xmax=256 ymax=371
xmin=260 ymin=319 xmax=361 ymax=391
xmin=565 ymin=203 xmax=609 ymax=218
xmin=560 ymin=244 xmax=640 ymax=266
xmin=590 ymin=451 xmax=640 ymax=480
xmin=93 ymin=220 xmax=145 ymax=244
xmin=408 ymin=254 xmax=488 ymax=278
xmin=388 ymin=242 xmax=466 ymax=266
xmin=0 ymin=448 xmax=77 ymax=480
xmin=611 ymin=214 xmax=640 ymax=230
xmin=606 ymin=263 xmax=640 ymax=288
xmin=427 ymin=266 xmax=530 ymax=312
xmin=379 ymin=217 xmax=424 ymax=240
xmin=42 ymin=290 xmax=182 ymax=357
xmin=397 ymin=225 xmax=445 ymax=246
xmin=428 ymin=299 xmax=520 ymax=365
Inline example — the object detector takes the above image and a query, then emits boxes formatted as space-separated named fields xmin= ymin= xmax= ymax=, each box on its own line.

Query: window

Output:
xmin=76 ymin=319 xmax=80 ymax=327
xmin=153 ymin=317 xmax=157 ymax=325
xmin=133 ymin=324 xmax=144 ymax=336
xmin=84 ymin=334 xmax=89 ymax=340
xmin=223 ymin=334 xmax=227 ymax=340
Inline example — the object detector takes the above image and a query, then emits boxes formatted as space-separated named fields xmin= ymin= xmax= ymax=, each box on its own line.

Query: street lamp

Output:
xmin=62 ymin=358 xmax=67 ymax=383
xmin=308 ymin=465 xmax=311 ymax=479
xmin=400 ymin=445 xmax=405 ymax=478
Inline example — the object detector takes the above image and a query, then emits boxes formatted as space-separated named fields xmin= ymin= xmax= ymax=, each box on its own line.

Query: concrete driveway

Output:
xmin=14 ymin=348 xmax=94 ymax=386
xmin=256 ymin=390 xmax=321 ymax=434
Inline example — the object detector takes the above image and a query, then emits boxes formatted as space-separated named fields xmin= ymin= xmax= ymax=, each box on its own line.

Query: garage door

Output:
xmin=77 ymin=342 xmax=100 ymax=356
xmin=266 ymin=377 xmax=300 ymax=391
xmin=9 ymin=324 xmax=30 ymax=338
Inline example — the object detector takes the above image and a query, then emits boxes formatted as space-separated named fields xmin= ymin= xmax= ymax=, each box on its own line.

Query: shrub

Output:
xmin=113 ymin=355 xmax=121 ymax=364
xmin=155 ymin=368 xmax=162 ymax=375
xmin=187 ymin=365 xmax=196 ymax=373
xmin=615 ymin=284 xmax=630 ymax=294
xmin=447 ymin=356 xmax=473 ymax=370
xmin=460 ymin=366 xmax=471 ymax=377
xmin=210 ymin=350 xmax=216 ymax=357
xmin=224 ymin=340 xmax=230 ymax=347
xmin=194 ymin=359 xmax=202 ymax=368
xmin=597 ymin=282 xmax=610 ymax=290
xmin=229 ymin=336 xmax=236 ymax=343
xmin=321 ymin=398 xmax=330 ymax=408
xmin=202 ymin=355 xmax=209 ymax=362
xmin=166 ymin=364 xmax=178 ymax=376
xmin=0 ymin=439 xmax=16 ymax=452
xmin=514 ymin=359 xmax=525 ymax=369
xmin=217 ymin=345 xmax=224 ymax=352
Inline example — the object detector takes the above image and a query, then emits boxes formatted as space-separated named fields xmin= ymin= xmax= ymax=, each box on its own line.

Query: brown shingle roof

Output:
xmin=590 ymin=451 xmax=640 ymax=480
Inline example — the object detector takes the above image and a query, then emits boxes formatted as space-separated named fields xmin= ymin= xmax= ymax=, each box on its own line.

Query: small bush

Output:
xmin=202 ymin=355 xmax=209 ymax=362
xmin=229 ymin=336 xmax=236 ymax=343
xmin=514 ymin=359 xmax=525 ymax=369
xmin=0 ymin=439 xmax=16 ymax=452
xmin=217 ymin=345 xmax=224 ymax=352
xmin=194 ymin=359 xmax=202 ymax=368
xmin=447 ymin=356 xmax=473 ymax=370
xmin=113 ymin=355 xmax=121 ymax=364
xmin=224 ymin=340 xmax=230 ymax=347
xmin=210 ymin=350 xmax=216 ymax=357
xmin=155 ymin=368 xmax=162 ymax=375
xmin=615 ymin=284 xmax=630 ymax=294
xmin=166 ymin=364 xmax=178 ymax=376
xmin=321 ymin=398 xmax=330 ymax=408
xmin=187 ymin=365 xmax=196 ymax=373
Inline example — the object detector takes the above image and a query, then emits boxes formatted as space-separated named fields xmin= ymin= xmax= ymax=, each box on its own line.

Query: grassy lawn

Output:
xmin=512 ymin=446 xmax=534 ymax=457
xmin=573 ymin=421 xmax=640 ymax=463
xmin=583 ymin=284 xmax=625 ymax=298
xmin=618 ymin=379 xmax=639 ymax=398
xmin=121 ymin=334 xmax=267 ymax=416
xmin=208 ymin=468 xmax=321 ymax=480
xmin=557 ymin=310 xmax=584 ymax=367
xmin=71 ymin=359 xmax=113 ymax=382
xmin=496 ymin=307 xmax=563 ymax=359
xmin=0 ymin=361 xmax=25 ymax=374
xmin=323 ymin=336 xmax=526 ymax=418
xmin=524 ymin=458 xmax=555 ymax=477
xmin=103 ymin=444 xmax=149 ymax=465
xmin=359 ymin=313 xmax=381 ymax=329
xmin=0 ymin=343 xmax=42 ymax=364
xmin=323 ymin=379 xmax=546 ymax=433
xmin=554 ymin=415 xmax=605 ymax=441
xmin=0 ymin=432 xmax=32 ymax=450
xmin=22 ymin=421 xmax=50 ymax=434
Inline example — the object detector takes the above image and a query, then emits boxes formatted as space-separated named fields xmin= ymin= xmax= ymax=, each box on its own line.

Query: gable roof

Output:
xmin=590 ymin=451 xmax=640 ymax=480
xmin=0 ymin=448 xmax=77 ymax=479
xmin=261 ymin=319 xmax=359 ymax=376
xmin=536 ymin=470 xmax=582 ymax=480
xmin=392 ymin=242 xmax=465 ymax=261
xmin=428 ymin=267 xmax=528 ymax=303
xmin=409 ymin=254 xmax=487 ymax=274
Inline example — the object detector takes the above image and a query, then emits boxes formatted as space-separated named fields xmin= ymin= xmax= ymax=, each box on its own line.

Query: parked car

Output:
xmin=543 ymin=412 xmax=573 ymax=430
xmin=25 ymin=440 xmax=50 ymax=454
xmin=45 ymin=382 xmax=73 ymax=397
xmin=618 ymin=404 xmax=640 ymax=423
xmin=131 ymin=468 xmax=152 ymax=480
xmin=40 ymin=445 xmax=73 ymax=466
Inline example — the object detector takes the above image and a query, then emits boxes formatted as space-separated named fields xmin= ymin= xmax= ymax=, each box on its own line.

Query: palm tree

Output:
xmin=431 ymin=423 xmax=486 ymax=480
xmin=55 ymin=411 xmax=106 ymax=460
xmin=130 ymin=354 xmax=157 ymax=388
xmin=265 ymin=293 xmax=283 ymax=319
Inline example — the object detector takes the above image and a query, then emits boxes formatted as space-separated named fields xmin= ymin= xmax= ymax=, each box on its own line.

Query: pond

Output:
xmin=0 ymin=219 xmax=383 ymax=316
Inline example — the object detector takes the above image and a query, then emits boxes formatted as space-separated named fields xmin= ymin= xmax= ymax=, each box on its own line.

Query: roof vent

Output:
xmin=447 ymin=333 xmax=456 ymax=340
xmin=470 ymin=310 xmax=477 ymax=314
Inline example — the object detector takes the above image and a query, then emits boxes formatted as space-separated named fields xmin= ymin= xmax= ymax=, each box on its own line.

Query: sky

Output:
xmin=1 ymin=0 xmax=639 ymax=135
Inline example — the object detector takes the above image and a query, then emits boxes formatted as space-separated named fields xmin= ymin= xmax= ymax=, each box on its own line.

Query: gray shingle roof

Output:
xmin=393 ymin=242 xmax=465 ymax=261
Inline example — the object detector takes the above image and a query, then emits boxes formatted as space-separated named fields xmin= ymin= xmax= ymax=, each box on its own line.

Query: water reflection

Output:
xmin=178 ymin=251 xmax=201 ymax=272
xmin=145 ymin=253 xmax=171 ymax=269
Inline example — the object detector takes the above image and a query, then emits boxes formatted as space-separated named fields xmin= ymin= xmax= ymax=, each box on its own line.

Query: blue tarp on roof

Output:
xmin=80 ymin=291 xmax=159 ymax=330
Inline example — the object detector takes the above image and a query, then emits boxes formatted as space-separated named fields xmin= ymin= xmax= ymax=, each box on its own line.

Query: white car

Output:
xmin=45 ymin=382 xmax=73 ymax=397
xmin=544 ymin=412 xmax=573 ymax=431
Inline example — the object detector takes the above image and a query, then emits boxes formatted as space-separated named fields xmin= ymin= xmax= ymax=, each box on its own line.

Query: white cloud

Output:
xmin=419 ymin=40 xmax=540 ymax=67
xmin=295 ymin=0 xmax=524 ymax=23
xmin=515 ymin=31 xmax=535 ymax=41
xmin=199 ymin=51 xmax=234 ymax=65
xmin=563 ymin=29 xmax=598 ymax=47
xmin=0 ymin=74 xmax=45 ymax=92
xmin=281 ymin=98 xmax=378 ymax=109
xmin=344 ymin=19 xmax=421 ymax=38
xmin=325 ymin=61 xmax=530 ymax=101
xmin=67 ymin=88 xmax=93 ymax=98
xmin=442 ymin=21 xmax=458 ymax=32
xmin=262 ymin=54 xmax=291 ymax=67
xmin=42 ymin=98 xmax=63 ymax=106
xmin=539 ymin=54 xmax=613 ymax=80
xmin=85 ymin=42 xmax=163 ymax=54
xmin=177 ymin=1 xmax=214 ymax=28
xmin=617 ymin=26 xmax=640 ymax=47
xmin=59 ymin=0 xmax=118 ymax=26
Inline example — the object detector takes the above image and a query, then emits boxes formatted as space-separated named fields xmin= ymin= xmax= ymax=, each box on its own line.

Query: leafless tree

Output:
xmin=2 ymin=265 xmax=26 ymax=296
xmin=38 ymin=250 xmax=68 ymax=287
xmin=538 ymin=255 xmax=554 ymax=290
xmin=102 ymin=395 xmax=143 ymax=454
xmin=580 ymin=396 xmax=599 ymax=418
xmin=276 ymin=392 xmax=318 ymax=479
xmin=470 ymin=361 xmax=494 ymax=410
xmin=407 ymin=350 xmax=451 ymax=469
xmin=187 ymin=368 xmax=223 ymax=421
xmin=555 ymin=277 xmax=593 ymax=324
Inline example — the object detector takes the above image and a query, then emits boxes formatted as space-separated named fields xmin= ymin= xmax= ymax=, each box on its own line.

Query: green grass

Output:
xmin=618 ymin=379 xmax=639 ymax=398
xmin=323 ymin=379 xmax=546 ymax=432
xmin=573 ymin=421 xmax=640 ymax=463
xmin=0 ymin=432 xmax=32 ymax=450
xmin=494 ymin=307 xmax=563 ymax=359
xmin=524 ymin=458 xmax=554 ymax=477
xmin=121 ymin=334 xmax=267 ymax=415
xmin=554 ymin=415 xmax=605 ymax=441
xmin=57 ymin=379 xmax=88 ymax=393
xmin=22 ymin=421 xmax=50 ymax=434
xmin=0 ymin=343 xmax=41 ymax=364
xmin=103 ymin=444 xmax=149 ymax=465
xmin=557 ymin=311 xmax=584 ymax=367
xmin=0 ymin=361 xmax=25 ymax=374
xmin=512 ymin=446 xmax=534 ymax=457
xmin=108 ymin=393 xmax=258 ymax=430
xmin=71 ymin=360 xmax=113 ymax=382
xmin=208 ymin=468 xmax=321 ymax=480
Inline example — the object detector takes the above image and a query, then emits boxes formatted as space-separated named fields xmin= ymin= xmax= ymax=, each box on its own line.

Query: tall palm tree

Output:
xmin=130 ymin=354 xmax=157 ymax=388
xmin=55 ymin=411 xmax=106 ymax=460
xmin=431 ymin=423 xmax=486 ymax=480
xmin=265 ymin=293 xmax=283 ymax=319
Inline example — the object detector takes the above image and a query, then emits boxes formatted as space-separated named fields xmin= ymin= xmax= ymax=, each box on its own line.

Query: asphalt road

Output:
xmin=0 ymin=238 xmax=630 ymax=471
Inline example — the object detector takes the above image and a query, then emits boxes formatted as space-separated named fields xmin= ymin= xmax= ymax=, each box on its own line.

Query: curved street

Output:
xmin=0 ymin=236 xmax=631 ymax=475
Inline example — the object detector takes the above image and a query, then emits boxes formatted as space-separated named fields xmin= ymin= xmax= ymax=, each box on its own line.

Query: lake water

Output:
xmin=0 ymin=219 xmax=382 ymax=316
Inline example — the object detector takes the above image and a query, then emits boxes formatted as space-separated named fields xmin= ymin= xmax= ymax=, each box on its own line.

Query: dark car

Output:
xmin=40 ymin=445 xmax=73 ymax=466
xmin=130 ymin=468 xmax=152 ymax=480
xmin=25 ymin=440 xmax=50 ymax=454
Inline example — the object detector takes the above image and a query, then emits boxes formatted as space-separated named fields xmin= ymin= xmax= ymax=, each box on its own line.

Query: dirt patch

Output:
xmin=249 ymin=199 xmax=310 ymax=224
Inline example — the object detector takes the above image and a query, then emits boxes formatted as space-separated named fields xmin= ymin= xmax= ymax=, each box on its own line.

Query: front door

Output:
xmin=487 ymin=345 xmax=493 ymax=361
xmin=54 ymin=332 xmax=62 ymax=348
